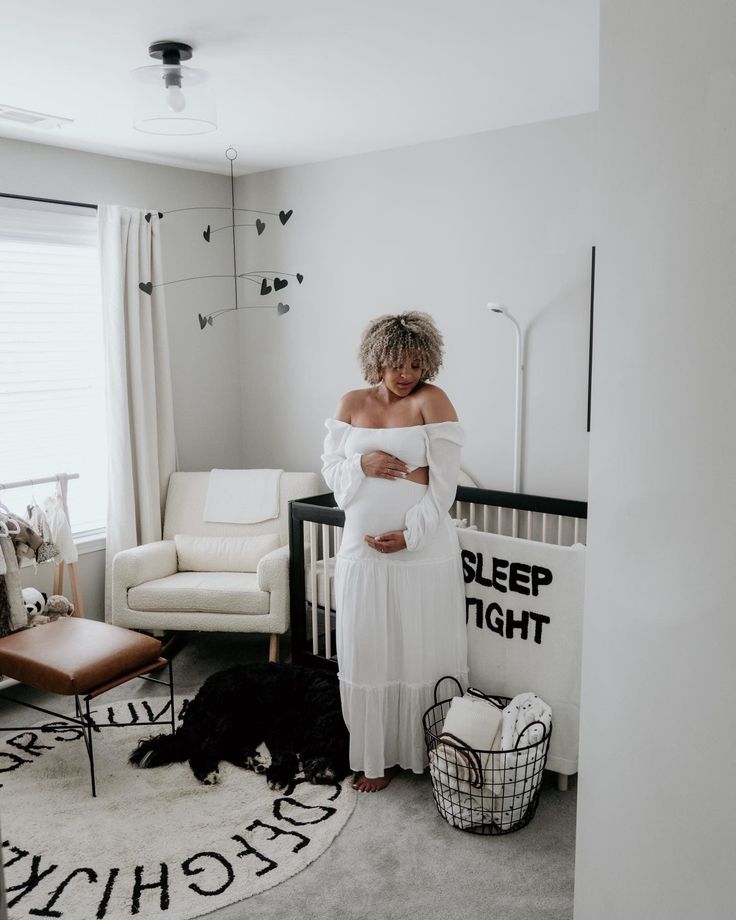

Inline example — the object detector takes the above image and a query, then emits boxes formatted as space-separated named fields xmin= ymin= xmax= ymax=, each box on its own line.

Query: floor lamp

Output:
xmin=487 ymin=302 xmax=525 ymax=492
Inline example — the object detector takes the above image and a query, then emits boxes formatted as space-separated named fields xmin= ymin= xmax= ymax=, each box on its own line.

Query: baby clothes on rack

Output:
xmin=42 ymin=485 xmax=78 ymax=563
xmin=0 ymin=534 xmax=28 ymax=636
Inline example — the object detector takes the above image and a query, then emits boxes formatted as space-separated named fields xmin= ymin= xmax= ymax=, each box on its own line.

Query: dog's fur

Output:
xmin=129 ymin=662 xmax=351 ymax=790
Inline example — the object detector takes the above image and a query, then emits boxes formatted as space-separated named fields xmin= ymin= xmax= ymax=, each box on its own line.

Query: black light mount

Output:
xmin=148 ymin=41 xmax=192 ymax=89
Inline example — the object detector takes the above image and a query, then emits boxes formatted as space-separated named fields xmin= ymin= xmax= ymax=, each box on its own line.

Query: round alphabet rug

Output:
xmin=0 ymin=697 xmax=356 ymax=920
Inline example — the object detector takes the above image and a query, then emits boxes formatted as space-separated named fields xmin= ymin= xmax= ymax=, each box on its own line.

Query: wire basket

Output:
xmin=423 ymin=677 xmax=552 ymax=835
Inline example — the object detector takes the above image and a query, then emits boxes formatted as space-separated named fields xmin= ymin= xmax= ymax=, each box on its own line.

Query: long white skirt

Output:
xmin=335 ymin=477 xmax=468 ymax=777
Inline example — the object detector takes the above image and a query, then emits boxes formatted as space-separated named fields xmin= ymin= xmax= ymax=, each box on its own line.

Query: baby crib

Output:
xmin=289 ymin=486 xmax=588 ymax=671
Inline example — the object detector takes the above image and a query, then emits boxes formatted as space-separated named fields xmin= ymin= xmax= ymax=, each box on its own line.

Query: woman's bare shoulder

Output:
xmin=333 ymin=387 xmax=373 ymax=423
xmin=416 ymin=383 xmax=458 ymax=424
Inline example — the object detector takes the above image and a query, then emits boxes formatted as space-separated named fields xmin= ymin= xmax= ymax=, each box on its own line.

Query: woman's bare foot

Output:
xmin=352 ymin=767 xmax=398 ymax=793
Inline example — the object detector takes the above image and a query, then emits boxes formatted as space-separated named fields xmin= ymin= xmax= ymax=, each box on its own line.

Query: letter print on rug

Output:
xmin=0 ymin=697 xmax=357 ymax=919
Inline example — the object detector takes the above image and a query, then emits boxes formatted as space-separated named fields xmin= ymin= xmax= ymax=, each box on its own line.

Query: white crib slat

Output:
xmin=574 ymin=518 xmax=580 ymax=544
xmin=308 ymin=522 xmax=319 ymax=654
xmin=483 ymin=506 xmax=490 ymax=533
xmin=526 ymin=510 xmax=532 ymax=540
xmin=496 ymin=506 xmax=502 ymax=534
xmin=334 ymin=525 xmax=342 ymax=554
xmin=512 ymin=508 xmax=518 ymax=538
xmin=321 ymin=524 xmax=332 ymax=660
xmin=469 ymin=503 xmax=477 ymax=527
xmin=542 ymin=513 xmax=548 ymax=544
xmin=557 ymin=516 xmax=563 ymax=546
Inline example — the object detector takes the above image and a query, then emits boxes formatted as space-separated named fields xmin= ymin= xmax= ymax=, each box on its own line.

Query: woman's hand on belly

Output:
xmin=365 ymin=530 xmax=407 ymax=554
xmin=405 ymin=465 xmax=429 ymax=485
xmin=361 ymin=450 xmax=410 ymax=480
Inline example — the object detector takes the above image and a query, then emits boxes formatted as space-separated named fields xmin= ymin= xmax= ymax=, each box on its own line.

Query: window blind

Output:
xmin=0 ymin=200 xmax=107 ymax=535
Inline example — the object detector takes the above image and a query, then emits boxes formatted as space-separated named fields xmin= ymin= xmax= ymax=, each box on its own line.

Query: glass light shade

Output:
xmin=132 ymin=64 xmax=217 ymax=135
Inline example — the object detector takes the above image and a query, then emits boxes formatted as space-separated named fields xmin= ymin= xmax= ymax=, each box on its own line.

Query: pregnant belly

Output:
xmin=339 ymin=477 xmax=457 ymax=563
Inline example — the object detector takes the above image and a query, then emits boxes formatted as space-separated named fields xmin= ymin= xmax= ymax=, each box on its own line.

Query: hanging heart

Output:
xmin=256 ymin=219 xmax=266 ymax=235
xmin=277 ymin=302 xmax=290 ymax=316
xmin=198 ymin=313 xmax=207 ymax=329
xmin=260 ymin=278 xmax=273 ymax=296
xmin=279 ymin=209 xmax=293 ymax=226
xmin=203 ymin=225 xmax=211 ymax=242
xmin=296 ymin=273 xmax=304 ymax=284
xmin=207 ymin=316 xmax=214 ymax=326
xmin=145 ymin=212 xmax=163 ymax=223
xmin=139 ymin=282 xmax=153 ymax=295
xmin=273 ymin=277 xmax=288 ymax=291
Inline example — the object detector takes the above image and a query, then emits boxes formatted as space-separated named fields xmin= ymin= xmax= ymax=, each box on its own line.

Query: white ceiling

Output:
xmin=0 ymin=0 xmax=599 ymax=176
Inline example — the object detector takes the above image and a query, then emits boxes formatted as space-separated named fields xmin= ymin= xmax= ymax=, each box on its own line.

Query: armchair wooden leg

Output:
xmin=269 ymin=634 xmax=279 ymax=663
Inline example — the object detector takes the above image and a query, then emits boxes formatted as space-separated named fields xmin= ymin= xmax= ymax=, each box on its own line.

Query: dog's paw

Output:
xmin=303 ymin=757 xmax=338 ymax=785
xmin=200 ymin=769 xmax=220 ymax=786
xmin=244 ymin=741 xmax=272 ymax=774
xmin=266 ymin=763 xmax=295 ymax=791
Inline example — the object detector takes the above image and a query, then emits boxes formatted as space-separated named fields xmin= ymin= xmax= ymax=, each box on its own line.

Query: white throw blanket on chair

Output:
xmin=204 ymin=469 xmax=284 ymax=524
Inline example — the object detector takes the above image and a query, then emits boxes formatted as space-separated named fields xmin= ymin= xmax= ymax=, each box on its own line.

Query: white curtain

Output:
xmin=98 ymin=206 xmax=177 ymax=618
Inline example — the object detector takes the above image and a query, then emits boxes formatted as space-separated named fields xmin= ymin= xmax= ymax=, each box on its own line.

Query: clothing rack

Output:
xmin=0 ymin=472 xmax=85 ymax=617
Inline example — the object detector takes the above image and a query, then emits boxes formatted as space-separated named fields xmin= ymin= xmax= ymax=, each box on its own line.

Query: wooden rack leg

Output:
xmin=53 ymin=561 xmax=65 ymax=596
xmin=68 ymin=562 xmax=85 ymax=618
xmin=269 ymin=634 xmax=279 ymax=662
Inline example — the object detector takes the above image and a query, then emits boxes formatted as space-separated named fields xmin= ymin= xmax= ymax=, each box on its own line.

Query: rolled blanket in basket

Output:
xmin=491 ymin=692 xmax=552 ymax=831
xmin=431 ymin=736 xmax=484 ymax=788
xmin=428 ymin=751 xmax=495 ymax=830
xmin=442 ymin=694 xmax=503 ymax=754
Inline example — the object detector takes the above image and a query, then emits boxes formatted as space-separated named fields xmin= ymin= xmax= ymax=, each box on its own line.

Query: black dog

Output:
xmin=129 ymin=662 xmax=351 ymax=790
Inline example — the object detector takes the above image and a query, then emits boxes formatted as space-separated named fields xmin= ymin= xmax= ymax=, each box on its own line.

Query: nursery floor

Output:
xmin=1 ymin=631 xmax=577 ymax=920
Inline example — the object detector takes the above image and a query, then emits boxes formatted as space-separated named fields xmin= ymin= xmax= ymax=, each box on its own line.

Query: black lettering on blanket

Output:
xmin=28 ymin=866 xmax=97 ymax=918
xmin=95 ymin=867 xmax=120 ymax=919
xmin=462 ymin=550 xmax=553 ymax=597
xmin=131 ymin=863 xmax=169 ymax=914
xmin=231 ymin=834 xmax=277 ymax=877
xmin=40 ymin=721 xmax=85 ymax=742
xmin=246 ymin=819 xmax=310 ymax=853
xmin=466 ymin=599 xmax=551 ymax=645
xmin=6 ymin=854 xmax=59 ymax=909
xmin=273 ymin=796 xmax=336 ymax=825
xmin=6 ymin=731 xmax=54 ymax=757
xmin=181 ymin=851 xmax=234 ymax=896
xmin=0 ymin=750 xmax=32 ymax=786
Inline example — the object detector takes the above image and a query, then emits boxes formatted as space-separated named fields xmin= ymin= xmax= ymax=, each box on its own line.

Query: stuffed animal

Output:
xmin=22 ymin=587 xmax=47 ymax=617
xmin=20 ymin=588 xmax=73 ymax=627
xmin=44 ymin=594 xmax=74 ymax=619
xmin=22 ymin=586 xmax=50 ymax=626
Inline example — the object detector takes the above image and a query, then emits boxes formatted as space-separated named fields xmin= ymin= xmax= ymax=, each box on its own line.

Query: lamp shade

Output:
xmin=132 ymin=63 xmax=216 ymax=135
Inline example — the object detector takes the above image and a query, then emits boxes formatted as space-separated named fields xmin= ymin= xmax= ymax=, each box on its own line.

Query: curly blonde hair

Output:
xmin=358 ymin=311 xmax=445 ymax=385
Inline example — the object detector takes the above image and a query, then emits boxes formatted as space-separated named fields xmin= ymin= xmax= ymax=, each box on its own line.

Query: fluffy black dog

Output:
xmin=129 ymin=662 xmax=351 ymax=790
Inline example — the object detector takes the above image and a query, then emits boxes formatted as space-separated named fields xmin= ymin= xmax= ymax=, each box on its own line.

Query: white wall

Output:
xmin=1 ymin=138 xmax=240 ymax=474
xmin=235 ymin=115 xmax=597 ymax=499
xmin=574 ymin=3 xmax=736 ymax=918
xmin=1 ymin=138 xmax=240 ymax=616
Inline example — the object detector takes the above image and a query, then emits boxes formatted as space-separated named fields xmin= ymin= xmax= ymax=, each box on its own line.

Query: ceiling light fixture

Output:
xmin=132 ymin=41 xmax=216 ymax=136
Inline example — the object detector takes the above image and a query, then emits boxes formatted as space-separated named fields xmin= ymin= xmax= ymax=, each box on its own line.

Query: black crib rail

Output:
xmin=288 ymin=487 xmax=587 ymax=671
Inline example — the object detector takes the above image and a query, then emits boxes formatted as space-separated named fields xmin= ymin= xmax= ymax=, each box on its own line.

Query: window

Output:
xmin=0 ymin=198 xmax=106 ymax=536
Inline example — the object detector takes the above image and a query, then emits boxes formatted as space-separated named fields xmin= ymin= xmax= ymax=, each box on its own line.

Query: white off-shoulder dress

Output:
xmin=321 ymin=419 xmax=469 ymax=777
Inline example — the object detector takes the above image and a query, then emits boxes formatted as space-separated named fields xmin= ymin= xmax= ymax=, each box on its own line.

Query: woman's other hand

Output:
xmin=365 ymin=530 xmax=407 ymax=554
xmin=360 ymin=451 xmax=410 ymax=480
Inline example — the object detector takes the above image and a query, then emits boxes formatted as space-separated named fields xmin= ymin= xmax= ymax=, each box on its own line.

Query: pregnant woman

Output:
xmin=321 ymin=311 xmax=468 ymax=792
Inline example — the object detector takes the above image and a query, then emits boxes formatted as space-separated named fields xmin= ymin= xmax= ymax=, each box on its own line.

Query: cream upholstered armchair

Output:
xmin=111 ymin=471 xmax=319 ymax=661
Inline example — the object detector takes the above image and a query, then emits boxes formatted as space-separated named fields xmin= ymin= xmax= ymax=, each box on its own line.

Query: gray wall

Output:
xmin=574 ymin=2 xmax=736 ymax=917
xmin=235 ymin=114 xmax=597 ymax=499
